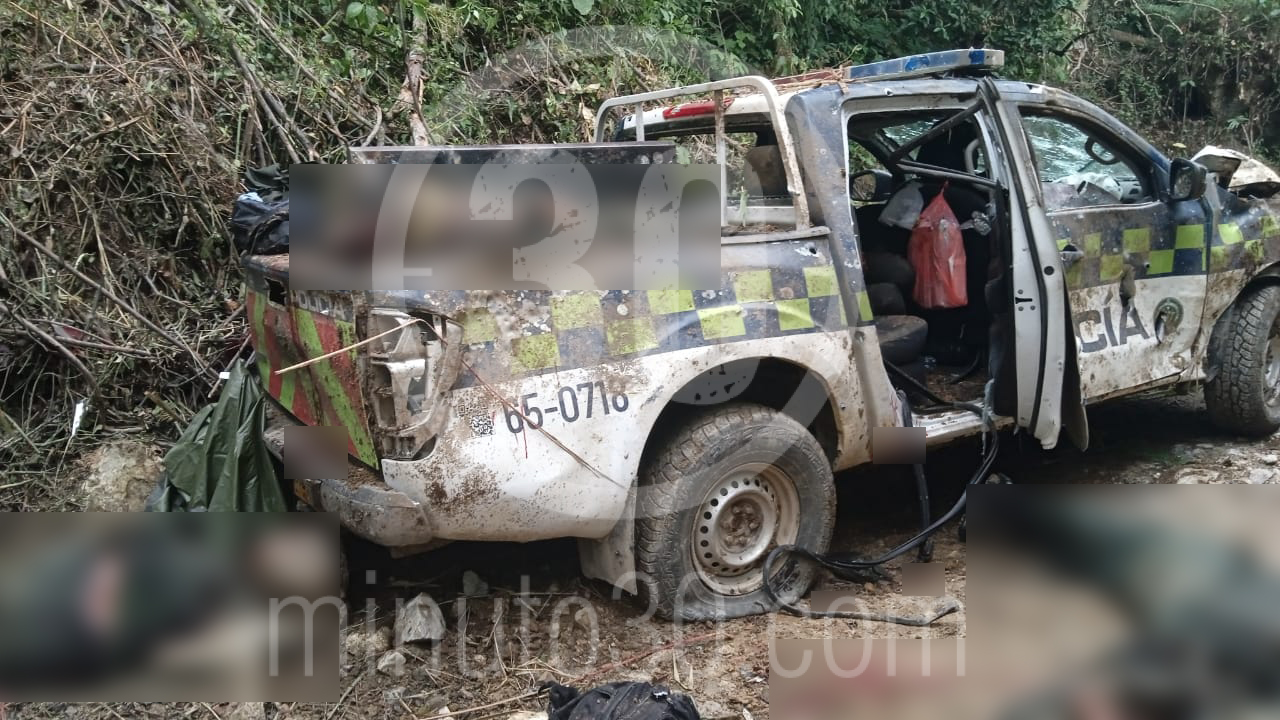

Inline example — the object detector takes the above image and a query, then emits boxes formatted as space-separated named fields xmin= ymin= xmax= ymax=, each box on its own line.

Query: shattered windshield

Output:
xmin=1022 ymin=116 xmax=1108 ymax=180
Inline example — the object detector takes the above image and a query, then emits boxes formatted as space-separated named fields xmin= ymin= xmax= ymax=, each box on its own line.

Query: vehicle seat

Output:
xmin=855 ymin=203 xmax=908 ymax=255
xmin=875 ymin=314 xmax=928 ymax=365
xmin=742 ymin=145 xmax=789 ymax=198
xmin=856 ymin=202 xmax=914 ymax=317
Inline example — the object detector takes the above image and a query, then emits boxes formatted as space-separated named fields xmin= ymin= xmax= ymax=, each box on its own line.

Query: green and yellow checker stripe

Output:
xmin=1054 ymin=220 xmax=1216 ymax=290
xmin=454 ymin=251 xmax=858 ymax=388
xmin=1052 ymin=202 xmax=1280 ymax=292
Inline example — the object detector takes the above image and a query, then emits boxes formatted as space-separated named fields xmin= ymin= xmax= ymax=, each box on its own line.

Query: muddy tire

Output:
xmin=635 ymin=403 xmax=835 ymax=620
xmin=1206 ymin=285 xmax=1280 ymax=436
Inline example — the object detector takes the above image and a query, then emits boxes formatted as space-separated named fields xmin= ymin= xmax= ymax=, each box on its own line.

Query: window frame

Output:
xmin=846 ymin=101 xmax=1002 ymax=191
xmin=1015 ymin=106 xmax=1158 ymax=211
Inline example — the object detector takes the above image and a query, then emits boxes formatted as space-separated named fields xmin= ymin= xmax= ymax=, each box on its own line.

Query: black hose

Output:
xmin=949 ymin=348 xmax=985 ymax=384
xmin=899 ymin=389 xmax=934 ymax=563
xmin=884 ymin=359 xmax=984 ymax=415
xmin=912 ymin=456 xmax=934 ymax=563
xmin=761 ymin=359 xmax=1000 ymax=622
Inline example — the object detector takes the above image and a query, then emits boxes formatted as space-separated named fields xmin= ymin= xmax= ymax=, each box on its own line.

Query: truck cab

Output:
xmin=245 ymin=49 xmax=1280 ymax=619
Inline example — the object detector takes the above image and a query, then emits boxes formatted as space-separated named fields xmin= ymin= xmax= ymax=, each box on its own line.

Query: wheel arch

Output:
xmin=1203 ymin=277 xmax=1280 ymax=435
xmin=1203 ymin=261 xmax=1280 ymax=380
xmin=637 ymin=356 xmax=843 ymax=476
xmin=1243 ymin=261 xmax=1280 ymax=291
xmin=578 ymin=352 xmax=846 ymax=595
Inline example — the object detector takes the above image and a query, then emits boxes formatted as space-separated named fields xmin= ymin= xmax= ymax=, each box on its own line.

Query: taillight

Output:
xmin=367 ymin=308 xmax=462 ymax=459
xmin=661 ymin=97 xmax=734 ymax=119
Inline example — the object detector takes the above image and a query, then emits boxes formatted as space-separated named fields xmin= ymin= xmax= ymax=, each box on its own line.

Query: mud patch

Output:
xmin=79 ymin=440 xmax=163 ymax=511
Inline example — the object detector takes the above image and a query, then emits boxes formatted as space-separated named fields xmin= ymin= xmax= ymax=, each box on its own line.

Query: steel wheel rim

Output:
xmin=1266 ymin=325 xmax=1280 ymax=407
xmin=692 ymin=462 xmax=800 ymax=597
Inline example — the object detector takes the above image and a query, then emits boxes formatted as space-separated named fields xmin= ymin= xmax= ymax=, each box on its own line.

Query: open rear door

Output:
xmin=981 ymin=79 xmax=1073 ymax=449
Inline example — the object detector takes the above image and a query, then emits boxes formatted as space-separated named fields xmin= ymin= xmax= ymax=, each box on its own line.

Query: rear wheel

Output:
xmin=635 ymin=403 xmax=835 ymax=620
xmin=1206 ymin=285 xmax=1280 ymax=436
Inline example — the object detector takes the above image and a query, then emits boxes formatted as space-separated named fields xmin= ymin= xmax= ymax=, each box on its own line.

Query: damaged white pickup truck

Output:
xmin=244 ymin=49 xmax=1280 ymax=619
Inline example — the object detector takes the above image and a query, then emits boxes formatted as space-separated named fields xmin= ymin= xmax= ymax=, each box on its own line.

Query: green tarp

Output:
xmin=150 ymin=360 xmax=286 ymax=511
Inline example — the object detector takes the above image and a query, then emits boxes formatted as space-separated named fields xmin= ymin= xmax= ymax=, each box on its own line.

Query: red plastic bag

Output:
xmin=907 ymin=184 xmax=967 ymax=308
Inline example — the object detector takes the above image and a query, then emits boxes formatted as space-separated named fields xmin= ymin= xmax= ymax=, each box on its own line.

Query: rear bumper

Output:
xmin=263 ymin=401 xmax=435 ymax=548
xmin=261 ymin=393 xmax=626 ymax=546
xmin=306 ymin=473 xmax=434 ymax=547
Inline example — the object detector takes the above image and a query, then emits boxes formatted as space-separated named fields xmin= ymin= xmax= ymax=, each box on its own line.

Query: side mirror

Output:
xmin=850 ymin=168 xmax=894 ymax=202
xmin=1169 ymin=158 xmax=1207 ymax=202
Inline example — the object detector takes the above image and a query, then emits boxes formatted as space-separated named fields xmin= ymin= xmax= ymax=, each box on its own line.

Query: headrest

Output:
xmin=742 ymin=145 xmax=789 ymax=198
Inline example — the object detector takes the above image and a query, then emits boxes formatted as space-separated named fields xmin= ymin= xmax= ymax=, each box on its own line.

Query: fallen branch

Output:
xmin=324 ymin=668 xmax=368 ymax=720
xmin=361 ymin=105 xmax=384 ymax=147
xmin=207 ymin=332 xmax=253 ymax=399
xmin=0 ymin=300 xmax=100 ymax=399
xmin=576 ymin=631 xmax=720 ymax=685
xmin=1 ymin=212 xmax=214 ymax=379
xmin=229 ymin=43 xmax=303 ymax=164
xmin=228 ymin=0 xmax=370 ymax=121
xmin=393 ymin=8 xmax=434 ymax=146
xmin=417 ymin=691 xmax=539 ymax=720
xmin=79 ymin=116 xmax=142 ymax=145
xmin=52 ymin=335 xmax=152 ymax=357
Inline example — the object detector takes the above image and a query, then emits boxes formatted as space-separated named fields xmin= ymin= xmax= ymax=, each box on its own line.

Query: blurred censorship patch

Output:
xmin=0 ymin=513 xmax=340 ymax=701
xmin=900 ymin=562 xmax=945 ymax=597
xmin=290 ymin=159 xmax=721 ymax=291
xmin=770 ymin=486 xmax=1280 ymax=719
xmin=770 ymin=639 xmax=966 ymax=719
xmin=283 ymin=426 xmax=347 ymax=480
xmin=966 ymin=484 xmax=1280 ymax=720
xmin=871 ymin=426 xmax=925 ymax=464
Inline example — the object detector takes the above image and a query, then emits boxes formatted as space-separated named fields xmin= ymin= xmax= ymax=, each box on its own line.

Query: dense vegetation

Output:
xmin=1 ymin=0 xmax=1278 ymax=507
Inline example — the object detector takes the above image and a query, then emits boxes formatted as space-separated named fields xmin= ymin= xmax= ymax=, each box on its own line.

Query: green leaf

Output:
xmin=572 ymin=0 xmax=593 ymax=15
xmin=345 ymin=1 xmax=364 ymax=20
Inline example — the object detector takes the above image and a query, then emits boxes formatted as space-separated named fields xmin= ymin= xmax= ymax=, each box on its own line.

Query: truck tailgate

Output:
xmin=242 ymin=254 xmax=379 ymax=468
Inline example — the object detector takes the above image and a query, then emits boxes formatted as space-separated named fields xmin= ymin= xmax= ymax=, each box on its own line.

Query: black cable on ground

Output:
xmin=761 ymin=359 xmax=1000 ymax=623
xmin=900 ymin=389 xmax=934 ymax=563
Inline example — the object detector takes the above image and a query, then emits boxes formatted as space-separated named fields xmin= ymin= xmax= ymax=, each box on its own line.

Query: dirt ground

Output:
xmin=322 ymin=389 xmax=1280 ymax=720
xmin=11 ymin=390 xmax=1280 ymax=720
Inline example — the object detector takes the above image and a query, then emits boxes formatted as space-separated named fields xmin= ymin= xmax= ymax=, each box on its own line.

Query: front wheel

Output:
xmin=1206 ymin=285 xmax=1280 ymax=436
xmin=635 ymin=403 xmax=836 ymax=620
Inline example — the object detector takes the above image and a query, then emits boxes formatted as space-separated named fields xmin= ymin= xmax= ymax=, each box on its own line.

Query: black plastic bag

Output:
xmin=244 ymin=164 xmax=288 ymax=201
xmin=545 ymin=681 xmax=700 ymax=720
xmin=231 ymin=164 xmax=290 ymax=254
xmin=230 ymin=195 xmax=289 ymax=254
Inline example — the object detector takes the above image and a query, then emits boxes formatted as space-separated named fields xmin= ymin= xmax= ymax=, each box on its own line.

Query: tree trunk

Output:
xmin=395 ymin=11 xmax=435 ymax=146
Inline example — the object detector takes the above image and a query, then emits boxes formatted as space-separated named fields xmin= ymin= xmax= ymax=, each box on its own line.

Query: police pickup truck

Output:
xmin=244 ymin=49 xmax=1280 ymax=619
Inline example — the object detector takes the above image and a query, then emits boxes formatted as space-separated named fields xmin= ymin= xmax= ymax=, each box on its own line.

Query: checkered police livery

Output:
xmin=452 ymin=238 xmax=868 ymax=388
xmin=1052 ymin=209 xmax=1280 ymax=291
